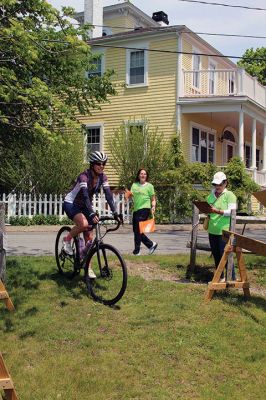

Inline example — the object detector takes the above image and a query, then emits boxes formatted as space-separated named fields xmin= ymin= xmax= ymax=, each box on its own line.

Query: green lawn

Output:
xmin=0 ymin=254 xmax=265 ymax=400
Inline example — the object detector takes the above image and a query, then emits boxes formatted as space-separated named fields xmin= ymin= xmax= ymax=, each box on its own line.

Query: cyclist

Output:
xmin=63 ymin=151 xmax=120 ymax=278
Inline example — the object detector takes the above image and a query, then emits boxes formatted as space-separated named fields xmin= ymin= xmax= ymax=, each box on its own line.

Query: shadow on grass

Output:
xmin=186 ymin=264 xmax=214 ymax=283
xmin=216 ymin=291 xmax=266 ymax=320
xmin=50 ymin=270 xmax=88 ymax=300
xmin=5 ymin=258 xmax=88 ymax=305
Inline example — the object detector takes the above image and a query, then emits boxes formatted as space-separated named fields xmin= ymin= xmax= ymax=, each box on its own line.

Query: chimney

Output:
xmin=84 ymin=0 xmax=103 ymax=38
xmin=152 ymin=11 xmax=169 ymax=27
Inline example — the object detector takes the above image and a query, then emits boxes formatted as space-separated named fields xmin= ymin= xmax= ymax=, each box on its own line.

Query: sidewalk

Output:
xmin=5 ymin=222 xmax=266 ymax=233
xmin=5 ymin=223 xmax=192 ymax=233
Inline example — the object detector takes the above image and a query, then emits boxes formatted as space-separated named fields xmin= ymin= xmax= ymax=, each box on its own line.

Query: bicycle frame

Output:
xmin=79 ymin=216 xmax=122 ymax=273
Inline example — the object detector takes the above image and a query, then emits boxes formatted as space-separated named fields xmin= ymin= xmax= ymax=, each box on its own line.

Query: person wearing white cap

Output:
xmin=207 ymin=171 xmax=237 ymax=281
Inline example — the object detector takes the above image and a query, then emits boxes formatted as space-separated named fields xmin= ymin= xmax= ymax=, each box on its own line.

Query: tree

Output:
xmin=0 ymin=0 xmax=116 ymax=193
xmin=237 ymin=47 xmax=266 ymax=86
xmin=107 ymin=121 xmax=175 ymax=188
xmin=224 ymin=157 xmax=260 ymax=212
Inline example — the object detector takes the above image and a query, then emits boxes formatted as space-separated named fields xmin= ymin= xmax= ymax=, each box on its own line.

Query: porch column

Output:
xmin=251 ymin=118 xmax=257 ymax=169
xmin=238 ymin=109 xmax=244 ymax=161
xmin=263 ymin=124 xmax=266 ymax=171
xmin=177 ymin=105 xmax=182 ymax=133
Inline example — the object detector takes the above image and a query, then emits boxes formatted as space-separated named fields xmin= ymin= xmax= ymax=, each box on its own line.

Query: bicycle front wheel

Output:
xmin=85 ymin=243 xmax=127 ymax=306
xmin=55 ymin=226 xmax=78 ymax=277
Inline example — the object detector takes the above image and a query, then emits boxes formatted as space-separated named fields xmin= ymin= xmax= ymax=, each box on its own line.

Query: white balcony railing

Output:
xmin=183 ymin=68 xmax=266 ymax=108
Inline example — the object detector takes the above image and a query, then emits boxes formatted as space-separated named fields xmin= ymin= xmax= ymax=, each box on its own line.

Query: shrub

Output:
xmin=9 ymin=214 xmax=72 ymax=226
xmin=9 ymin=216 xmax=31 ymax=226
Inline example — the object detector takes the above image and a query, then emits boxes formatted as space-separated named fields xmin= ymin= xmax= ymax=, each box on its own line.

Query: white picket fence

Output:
xmin=0 ymin=191 xmax=131 ymax=223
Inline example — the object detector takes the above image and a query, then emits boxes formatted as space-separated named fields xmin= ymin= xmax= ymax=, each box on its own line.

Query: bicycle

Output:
xmin=55 ymin=216 xmax=127 ymax=306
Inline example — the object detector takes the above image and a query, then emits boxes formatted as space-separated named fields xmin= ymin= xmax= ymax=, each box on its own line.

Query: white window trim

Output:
xmin=83 ymin=123 xmax=104 ymax=163
xmin=126 ymin=43 xmax=148 ymax=88
xmin=190 ymin=121 xmax=217 ymax=163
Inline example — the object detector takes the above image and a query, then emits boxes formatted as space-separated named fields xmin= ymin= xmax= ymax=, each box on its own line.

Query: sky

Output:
xmin=48 ymin=0 xmax=266 ymax=59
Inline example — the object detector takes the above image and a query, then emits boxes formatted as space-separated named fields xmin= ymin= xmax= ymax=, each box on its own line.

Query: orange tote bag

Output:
xmin=139 ymin=218 xmax=155 ymax=234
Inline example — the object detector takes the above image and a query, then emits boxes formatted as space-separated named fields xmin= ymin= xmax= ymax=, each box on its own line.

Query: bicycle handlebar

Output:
xmin=98 ymin=214 xmax=123 ymax=233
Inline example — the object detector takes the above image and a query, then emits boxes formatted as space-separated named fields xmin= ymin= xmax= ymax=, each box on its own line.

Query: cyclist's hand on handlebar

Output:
xmin=113 ymin=212 xmax=123 ymax=224
xmin=92 ymin=214 xmax=99 ymax=224
xmin=90 ymin=212 xmax=99 ymax=224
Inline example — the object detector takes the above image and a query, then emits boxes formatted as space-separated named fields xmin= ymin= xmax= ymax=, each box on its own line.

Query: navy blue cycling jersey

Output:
xmin=64 ymin=169 xmax=115 ymax=216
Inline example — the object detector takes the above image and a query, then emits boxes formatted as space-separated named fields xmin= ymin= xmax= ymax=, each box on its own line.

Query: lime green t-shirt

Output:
xmin=131 ymin=182 xmax=155 ymax=212
xmin=207 ymin=190 xmax=237 ymax=235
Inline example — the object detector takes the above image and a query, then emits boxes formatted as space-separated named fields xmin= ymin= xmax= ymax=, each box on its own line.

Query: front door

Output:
xmin=223 ymin=141 xmax=235 ymax=164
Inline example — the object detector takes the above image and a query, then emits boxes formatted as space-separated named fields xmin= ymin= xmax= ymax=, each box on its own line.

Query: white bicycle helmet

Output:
xmin=89 ymin=151 xmax=108 ymax=164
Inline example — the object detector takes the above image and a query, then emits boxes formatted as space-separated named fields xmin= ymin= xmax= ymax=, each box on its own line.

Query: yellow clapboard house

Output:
xmin=76 ymin=1 xmax=266 ymax=187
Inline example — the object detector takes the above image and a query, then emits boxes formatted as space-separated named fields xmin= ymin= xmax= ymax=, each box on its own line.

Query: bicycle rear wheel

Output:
xmin=85 ymin=243 xmax=127 ymax=306
xmin=55 ymin=226 xmax=79 ymax=277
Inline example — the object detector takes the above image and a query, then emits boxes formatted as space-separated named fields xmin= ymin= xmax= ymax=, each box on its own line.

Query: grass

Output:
xmin=0 ymin=254 xmax=265 ymax=400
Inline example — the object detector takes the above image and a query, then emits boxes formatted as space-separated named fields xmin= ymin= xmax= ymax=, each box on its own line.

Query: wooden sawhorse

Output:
xmin=0 ymin=353 xmax=18 ymax=400
xmin=204 ymin=230 xmax=259 ymax=302
xmin=0 ymin=281 xmax=14 ymax=312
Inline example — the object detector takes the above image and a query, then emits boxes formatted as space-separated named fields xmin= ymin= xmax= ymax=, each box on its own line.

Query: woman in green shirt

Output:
xmin=126 ymin=169 xmax=158 ymax=256
xmin=207 ymin=171 xmax=237 ymax=280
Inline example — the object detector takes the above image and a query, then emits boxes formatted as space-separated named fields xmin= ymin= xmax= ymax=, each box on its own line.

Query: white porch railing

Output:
xmin=245 ymin=169 xmax=266 ymax=187
xmin=217 ymin=167 xmax=266 ymax=187
xmin=183 ymin=68 xmax=266 ymax=108
xmin=0 ymin=192 xmax=131 ymax=223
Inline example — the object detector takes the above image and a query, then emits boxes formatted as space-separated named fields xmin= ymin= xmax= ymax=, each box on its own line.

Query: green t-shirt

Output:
xmin=207 ymin=190 xmax=237 ymax=235
xmin=131 ymin=182 xmax=155 ymax=212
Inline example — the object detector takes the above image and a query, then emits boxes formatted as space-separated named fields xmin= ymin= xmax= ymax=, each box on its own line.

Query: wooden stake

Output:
xmin=0 ymin=353 xmax=18 ymax=399
xmin=0 ymin=280 xmax=14 ymax=312
xmin=205 ymin=231 xmax=251 ymax=302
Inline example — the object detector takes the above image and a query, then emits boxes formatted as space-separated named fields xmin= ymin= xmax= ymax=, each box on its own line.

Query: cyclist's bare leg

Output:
xmin=67 ymin=213 xmax=90 ymax=238
xmin=83 ymin=229 xmax=93 ymax=243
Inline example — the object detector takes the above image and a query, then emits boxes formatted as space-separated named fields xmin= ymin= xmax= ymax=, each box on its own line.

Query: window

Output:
xmin=256 ymin=149 xmax=260 ymax=170
xmin=245 ymin=145 xmax=260 ymax=169
xmin=127 ymin=49 xmax=147 ymax=86
xmin=87 ymin=55 xmax=103 ymax=77
xmin=192 ymin=53 xmax=201 ymax=89
xmin=192 ymin=127 xmax=215 ymax=163
xmin=130 ymin=50 xmax=144 ymax=84
xmin=245 ymin=145 xmax=251 ymax=168
xmin=222 ymin=130 xmax=235 ymax=142
xmin=129 ymin=124 xmax=143 ymax=135
xmin=84 ymin=126 xmax=101 ymax=161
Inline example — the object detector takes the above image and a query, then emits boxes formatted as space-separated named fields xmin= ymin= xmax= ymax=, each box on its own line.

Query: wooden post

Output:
xmin=0 ymin=353 xmax=19 ymax=399
xmin=0 ymin=202 xmax=14 ymax=311
xmin=226 ymin=209 xmax=236 ymax=281
xmin=187 ymin=204 xmax=199 ymax=278
xmin=0 ymin=203 xmax=6 ymax=283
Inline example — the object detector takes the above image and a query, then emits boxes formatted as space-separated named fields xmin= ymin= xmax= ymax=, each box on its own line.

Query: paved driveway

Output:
xmin=5 ymin=224 xmax=266 ymax=257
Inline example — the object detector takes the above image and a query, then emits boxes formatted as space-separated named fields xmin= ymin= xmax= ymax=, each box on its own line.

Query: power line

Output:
xmin=92 ymin=43 xmax=266 ymax=62
xmin=194 ymin=31 xmax=266 ymax=40
xmin=90 ymin=25 xmax=266 ymax=40
xmin=176 ymin=0 xmax=266 ymax=11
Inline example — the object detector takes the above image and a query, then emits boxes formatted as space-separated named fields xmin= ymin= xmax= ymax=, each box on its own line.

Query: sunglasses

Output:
xmin=212 ymin=182 xmax=224 ymax=187
xmin=94 ymin=162 xmax=106 ymax=167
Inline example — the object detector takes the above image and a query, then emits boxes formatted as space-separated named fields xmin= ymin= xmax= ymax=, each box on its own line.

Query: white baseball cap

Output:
xmin=212 ymin=171 xmax=227 ymax=185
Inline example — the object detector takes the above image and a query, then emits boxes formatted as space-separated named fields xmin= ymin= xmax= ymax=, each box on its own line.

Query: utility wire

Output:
xmin=92 ymin=43 xmax=266 ymax=62
xmin=176 ymin=0 xmax=266 ymax=11
xmin=90 ymin=25 xmax=266 ymax=40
